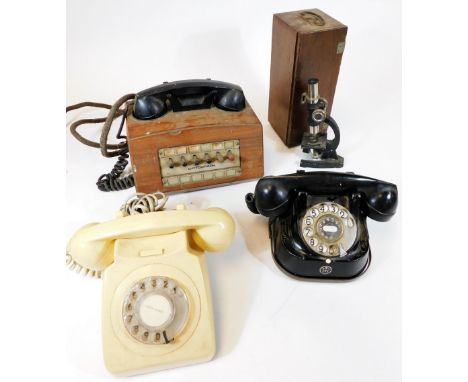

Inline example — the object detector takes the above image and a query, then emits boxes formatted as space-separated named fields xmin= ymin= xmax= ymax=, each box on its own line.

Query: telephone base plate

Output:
xmin=273 ymin=250 xmax=371 ymax=280
xmin=269 ymin=216 xmax=371 ymax=279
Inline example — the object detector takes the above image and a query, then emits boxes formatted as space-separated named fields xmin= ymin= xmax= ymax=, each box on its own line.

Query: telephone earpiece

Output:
xmin=191 ymin=208 xmax=235 ymax=252
xmin=133 ymin=95 xmax=168 ymax=120
xmin=245 ymin=176 xmax=292 ymax=217
xmin=214 ymin=88 xmax=246 ymax=111
xmin=366 ymin=185 xmax=398 ymax=222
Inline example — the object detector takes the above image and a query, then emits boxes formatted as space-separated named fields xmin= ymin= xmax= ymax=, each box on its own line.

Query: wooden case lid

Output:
xmin=275 ymin=8 xmax=347 ymax=34
xmin=127 ymin=103 xmax=260 ymax=140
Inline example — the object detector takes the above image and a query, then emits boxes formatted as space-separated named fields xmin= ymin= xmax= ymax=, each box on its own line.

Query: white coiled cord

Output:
xmin=120 ymin=192 xmax=168 ymax=216
xmin=65 ymin=253 xmax=103 ymax=279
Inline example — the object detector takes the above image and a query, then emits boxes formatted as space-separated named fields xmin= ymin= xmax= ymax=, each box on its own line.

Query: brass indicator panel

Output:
xmin=159 ymin=140 xmax=241 ymax=187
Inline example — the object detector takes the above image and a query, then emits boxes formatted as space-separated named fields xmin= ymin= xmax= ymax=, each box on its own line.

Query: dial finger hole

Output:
xmin=310 ymin=208 xmax=319 ymax=218
xmin=318 ymin=204 xmax=328 ymax=213
xmin=167 ymin=279 xmax=176 ymax=290
xmin=309 ymin=237 xmax=318 ymax=247
xmin=125 ymin=315 xmax=133 ymax=324
xmin=329 ymin=204 xmax=339 ymax=214
xmin=318 ymin=244 xmax=328 ymax=254
xmin=328 ymin=244 xmax=340 ymax=257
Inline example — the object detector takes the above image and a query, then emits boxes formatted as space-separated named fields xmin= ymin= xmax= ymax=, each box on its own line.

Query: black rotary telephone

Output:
xmin=245 ymin=171 xmax=398 ymax=279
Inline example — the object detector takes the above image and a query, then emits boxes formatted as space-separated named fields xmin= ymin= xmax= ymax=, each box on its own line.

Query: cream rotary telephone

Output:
xmin=66 ymin=193 xmax=235 ymax=376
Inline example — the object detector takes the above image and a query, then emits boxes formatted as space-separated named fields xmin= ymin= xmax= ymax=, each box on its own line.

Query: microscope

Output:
xmin=300 ymin=78 xmax=344 ymax=168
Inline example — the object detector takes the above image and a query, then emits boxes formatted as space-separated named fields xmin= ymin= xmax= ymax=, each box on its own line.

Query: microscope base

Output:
xmin=300 ymin=155 xmax=344 ymax=168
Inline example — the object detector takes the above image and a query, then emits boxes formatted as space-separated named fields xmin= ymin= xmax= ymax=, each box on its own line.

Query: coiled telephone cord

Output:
xmin=96 ymin=151 xmax=135 ymax=192
xmin=121 ymin=192 xmax=168 ymax=216
xmin=65 ymin=254 xmax=103 ymax=279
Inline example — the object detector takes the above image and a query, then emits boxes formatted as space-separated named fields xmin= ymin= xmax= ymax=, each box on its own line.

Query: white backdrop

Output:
xmin=66 ymin=1 xmax=401 ymax=381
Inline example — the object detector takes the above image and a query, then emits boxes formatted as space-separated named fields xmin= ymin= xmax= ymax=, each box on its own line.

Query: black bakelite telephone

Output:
xmin=245 ymin=171 xmax=398 ymax=279
xmin=66 ymin=79 xmax=245 ymax=192
xmin=133 ymin=79 xmax=245 ymax=120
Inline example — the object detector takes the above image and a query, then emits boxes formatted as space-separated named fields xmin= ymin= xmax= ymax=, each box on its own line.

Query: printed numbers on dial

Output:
xmin=318 ymin=244 xmax=328 ymax=254
xmin=300 ymin=202 xmax=357 ymax=257
xmin=329 ymin=204 xmax=339 ymax=214
xmin=303 ymin=227 xmax=313 ymax=237
xmin=318 ymin=204 xmax=328 ymax=213
xmin=309 ymin=237 xmax=318 ymax=247
xmin=122 ymin=276 xmax=189 ymax=345
xmin=309 ymin=208 xmax=320 ymax=218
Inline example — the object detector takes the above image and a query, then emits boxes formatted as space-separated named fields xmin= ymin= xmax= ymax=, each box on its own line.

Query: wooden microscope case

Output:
xmin=268 ymin=8 xmax=347 ymax=147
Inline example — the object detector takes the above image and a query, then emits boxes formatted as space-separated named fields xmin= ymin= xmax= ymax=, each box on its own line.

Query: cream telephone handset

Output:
xmin=66 ymin=194 xmax=235 ymax=376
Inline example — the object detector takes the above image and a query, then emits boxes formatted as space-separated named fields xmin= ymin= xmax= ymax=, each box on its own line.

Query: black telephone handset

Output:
xmin=245 ymin=171 xmax=398 ymax=279
xmin=133 ymin=79 xmax=246 ymax=120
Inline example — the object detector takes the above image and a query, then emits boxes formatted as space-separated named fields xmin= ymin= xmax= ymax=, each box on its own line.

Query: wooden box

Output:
xmin=126 ymin=104 xmax=264 ymax=193
xmin=268 ymin=9 xmax=347 ymax=147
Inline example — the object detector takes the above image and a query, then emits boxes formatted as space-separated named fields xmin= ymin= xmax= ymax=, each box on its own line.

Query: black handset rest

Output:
xmin=247 ymin=171 xmax=398 ymax=222
xmin=133 ymin=79 xmax=246 ymax=120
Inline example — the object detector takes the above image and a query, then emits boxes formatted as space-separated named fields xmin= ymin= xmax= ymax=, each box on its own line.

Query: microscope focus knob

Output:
xmin=311 ymin=109 xmax=326 ymax=123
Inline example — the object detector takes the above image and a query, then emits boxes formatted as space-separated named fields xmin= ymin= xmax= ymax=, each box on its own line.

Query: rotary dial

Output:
xmin=300 ymin=202 xmax=357 ymax=257
xmin=122 ymin=276 xmax=189 ymax=345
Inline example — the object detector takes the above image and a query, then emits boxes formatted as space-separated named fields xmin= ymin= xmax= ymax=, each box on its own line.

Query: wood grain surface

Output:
xmin=127 ymin=103 xmax=264 ymax=193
